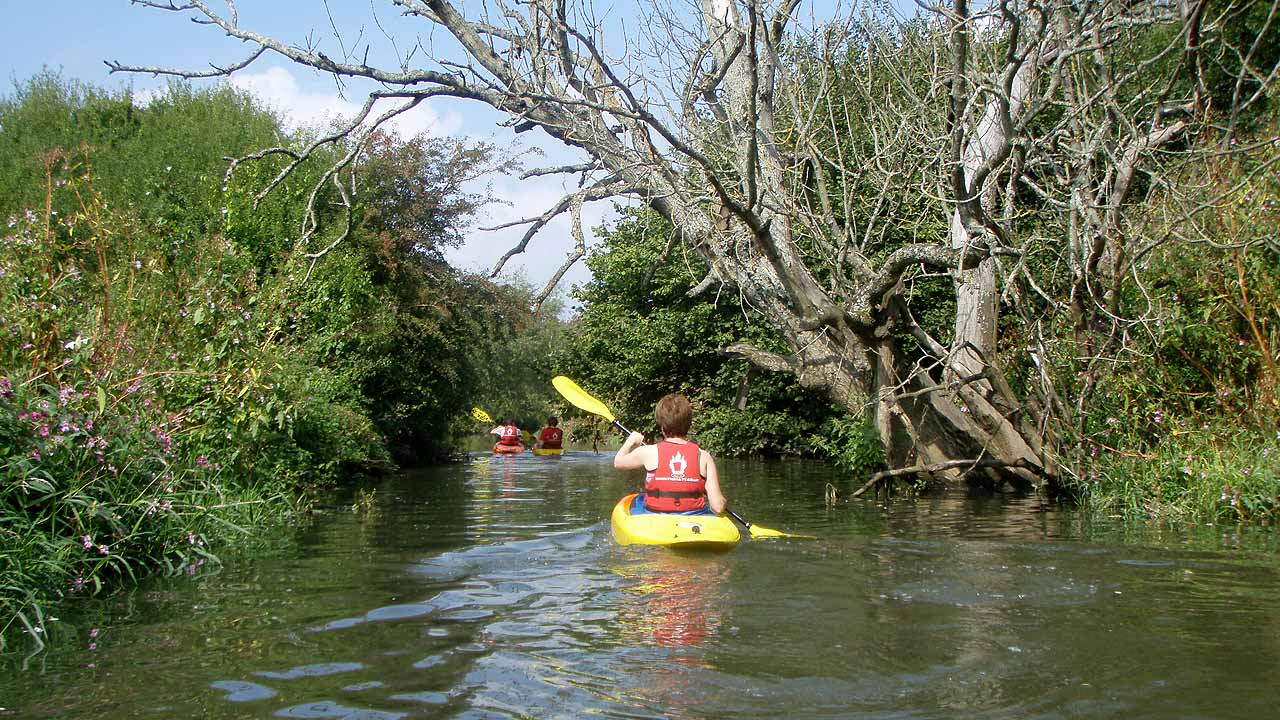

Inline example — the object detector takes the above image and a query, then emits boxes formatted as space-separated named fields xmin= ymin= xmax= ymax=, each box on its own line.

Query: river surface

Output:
xmin=3 ymin=451 xmax=1279 ymax=719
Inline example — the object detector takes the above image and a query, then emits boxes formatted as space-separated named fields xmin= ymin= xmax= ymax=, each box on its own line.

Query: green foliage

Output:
xmin=0 ymin=162 xmax=304 ymax=648
xmin=0 ymin=74 xmax=523 ymax=648
xmin=1064 ymin=137 xmax=1280 ymax=521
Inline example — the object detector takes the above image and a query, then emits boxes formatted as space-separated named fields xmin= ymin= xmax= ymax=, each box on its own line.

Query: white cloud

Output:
xmin=447 ymin=173 xmax=618 ymax=300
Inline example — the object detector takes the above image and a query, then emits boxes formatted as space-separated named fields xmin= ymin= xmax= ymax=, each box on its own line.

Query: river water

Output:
xmin=3 ymin=451 xmax=1278 ymax=719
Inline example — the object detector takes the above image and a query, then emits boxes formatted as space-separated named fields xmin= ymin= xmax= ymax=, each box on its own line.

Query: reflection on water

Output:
xmin=615 ymin=555 xmax=729 ymax=652
xmin=3 ymin=451 xmax=1280 ymax=719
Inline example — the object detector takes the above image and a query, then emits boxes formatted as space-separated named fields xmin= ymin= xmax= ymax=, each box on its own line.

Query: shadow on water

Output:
xmin=3 ymin=450 xmax=1280 ymax=719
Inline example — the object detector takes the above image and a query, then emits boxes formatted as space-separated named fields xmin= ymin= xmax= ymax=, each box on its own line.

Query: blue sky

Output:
xmin=0 ymin=0 xmax=606 ymax=295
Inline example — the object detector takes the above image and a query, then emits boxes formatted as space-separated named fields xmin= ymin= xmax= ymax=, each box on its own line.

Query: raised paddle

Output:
xmin=471 ymin=407 xmax=494 ymax=424
xmin=550 ymin=375 xmax=810 ymax=539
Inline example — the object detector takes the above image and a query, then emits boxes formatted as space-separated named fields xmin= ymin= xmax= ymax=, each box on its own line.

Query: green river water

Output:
xmin=3 ymin=450 xmax=1279 ymax=719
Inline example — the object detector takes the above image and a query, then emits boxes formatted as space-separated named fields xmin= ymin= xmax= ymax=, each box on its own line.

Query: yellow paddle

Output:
xmin=551 ymin=376 xmax=632 ymax=435
xmin=550 ymin=375 xmax=811 ymax=539
xmin=472 ymin=407 xmax=494 ymax=424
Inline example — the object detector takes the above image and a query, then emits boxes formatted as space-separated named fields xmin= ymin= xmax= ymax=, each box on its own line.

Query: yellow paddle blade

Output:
xmin=747 ymin=524 xmax=816 ymax=540
xmin=551 ymin=376 xmax=616 ymax=422
xmin=471 ymin=407 xmax=493 ymax=424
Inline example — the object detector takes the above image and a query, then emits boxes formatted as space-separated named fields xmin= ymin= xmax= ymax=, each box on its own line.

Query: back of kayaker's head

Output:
xmin=547 ymin=416 xmax=558 ymax=427
xmin=655 ymin=394 xmax=692 ymax=438
xmin=504 ymin=417 xmax=515 ymax=426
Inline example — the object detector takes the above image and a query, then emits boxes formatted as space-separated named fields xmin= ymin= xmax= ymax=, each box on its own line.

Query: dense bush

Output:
xmin=0 ymin=74 xmax=539 ymax=647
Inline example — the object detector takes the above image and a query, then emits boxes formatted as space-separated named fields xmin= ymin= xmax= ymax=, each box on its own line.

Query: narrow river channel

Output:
xmin=4 ymin=451 xmax=1279 ymax=719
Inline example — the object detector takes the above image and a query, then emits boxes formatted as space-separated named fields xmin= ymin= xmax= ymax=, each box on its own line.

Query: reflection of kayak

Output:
xmin=532 ymin=447 xmax=563 ymax=456
xmin=492 ymin=443 xmax=525 ymax=455
xmin=610 ymin=493 xmax=740 ymax=550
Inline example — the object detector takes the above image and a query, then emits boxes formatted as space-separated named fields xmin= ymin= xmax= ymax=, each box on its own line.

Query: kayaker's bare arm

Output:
xmin=701 ymin=451 xmax=726 ymax=514
xmin=614 ymin=431 xmax=654 ymax=470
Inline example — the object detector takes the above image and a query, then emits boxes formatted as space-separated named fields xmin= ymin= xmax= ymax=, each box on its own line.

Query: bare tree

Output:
xmin=112 ymin=0 xmax=1279 ymax=489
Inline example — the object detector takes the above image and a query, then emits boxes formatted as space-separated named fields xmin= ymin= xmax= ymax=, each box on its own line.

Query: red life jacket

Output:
xmin=498 ymin=424 xmax=522 ymax=446
xmin=643 ymin=440 xmax=706 ymax=512
xmin=540 ymin=427 xmax=563 ymax=449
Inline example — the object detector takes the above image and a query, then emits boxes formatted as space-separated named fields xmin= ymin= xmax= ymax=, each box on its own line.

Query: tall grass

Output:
xmin=0 ymin=150 xmax=313 ymax=649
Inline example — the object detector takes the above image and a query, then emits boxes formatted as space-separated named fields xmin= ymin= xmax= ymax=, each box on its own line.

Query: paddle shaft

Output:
xmin=725 ymin=507 xmax=752 ymax=530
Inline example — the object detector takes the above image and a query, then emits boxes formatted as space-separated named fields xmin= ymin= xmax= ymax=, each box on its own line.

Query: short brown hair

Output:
xmin=654 ymin=394 xmax=692 ymax=437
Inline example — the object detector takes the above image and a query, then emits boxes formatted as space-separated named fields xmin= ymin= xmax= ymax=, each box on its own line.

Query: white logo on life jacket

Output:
xmin=668 ymin=451 xmax=688 ymax=479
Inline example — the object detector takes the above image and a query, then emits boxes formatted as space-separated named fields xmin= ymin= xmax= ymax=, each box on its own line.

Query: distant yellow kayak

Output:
xmin=610 ymin=493 xmax=740 ymax=550
xmin=532 ymin=447 xmax=564 ymax=456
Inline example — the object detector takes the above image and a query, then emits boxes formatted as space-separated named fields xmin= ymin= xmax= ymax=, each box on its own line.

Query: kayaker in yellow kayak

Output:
xmin=535 ymin=416 xmax=564 ymax=452
xmin=613 ymin=394 xmax=726 ymax=514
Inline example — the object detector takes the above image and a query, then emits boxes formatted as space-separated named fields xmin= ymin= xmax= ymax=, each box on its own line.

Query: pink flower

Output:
xmin=82 ymin=535 xmax=93 ymax=549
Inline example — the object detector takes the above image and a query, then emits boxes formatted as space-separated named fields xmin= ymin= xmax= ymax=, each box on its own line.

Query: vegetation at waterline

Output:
xmin=0 ymin=74 xmax=555 ymax=648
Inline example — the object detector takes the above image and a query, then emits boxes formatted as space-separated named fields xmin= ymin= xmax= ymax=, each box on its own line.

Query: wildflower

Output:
xmin=71 ymin=576 xmax=85 ymax=592
xmin=196 ymin=455 xmax=210 ymax=468
xmin=82 ymin=535 xmax=93 ymax=549
xmin=97 ymin=544 xmax=109 ymax=556
xmin=30 ymin=450 xmax=40 ymax=460
xmin=1243 ymin=468 xmax=1252 ymax=476
xmin=88 ymin=642 xmax=97 ymax=651
xmin=1153 ymin=410 xmax=1163 ymax=424
xmin=0 ymin=376 xmax=11 ymax=399
xmin=187 ymin=532 xmax=196 ymax=545
xmin=1090 ymin=445 xmax=1099 ymax=458
xmin=132 ymin=260 xmax=142 ymax=270
xmin=1182 ymin=465 xmax=1191 ymax=475
xmin=60 ymin=421 xmax=71 ymax=433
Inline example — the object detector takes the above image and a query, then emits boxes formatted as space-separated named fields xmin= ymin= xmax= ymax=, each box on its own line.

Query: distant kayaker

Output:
xmin=613 ymin=394 xmax=726 ymax=514
xmin=493 ymin=417 xmax=525 ymax=451
xmin=536 ymin=416 xmax=564 ymax=450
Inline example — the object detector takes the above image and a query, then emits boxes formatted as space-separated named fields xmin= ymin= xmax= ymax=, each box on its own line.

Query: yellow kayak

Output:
xmin=610 ymin=493 xmax=740 ymax=550
xmin=532 ymin=447 xmax=564 ymax=456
